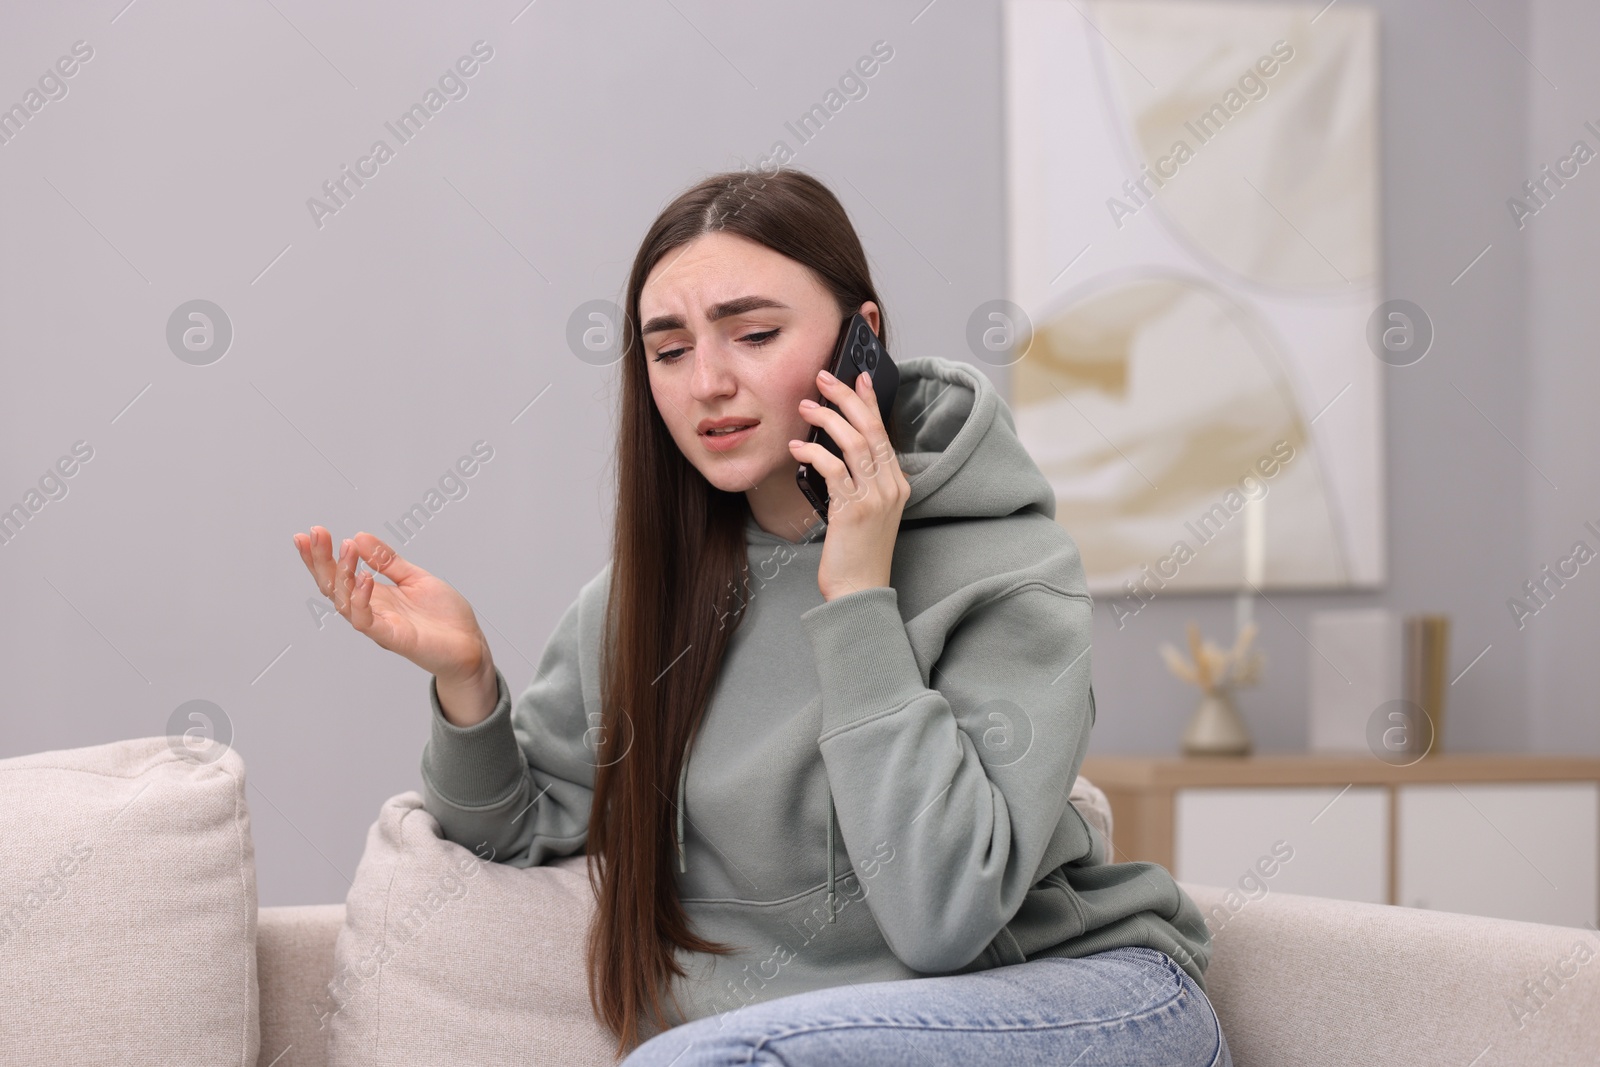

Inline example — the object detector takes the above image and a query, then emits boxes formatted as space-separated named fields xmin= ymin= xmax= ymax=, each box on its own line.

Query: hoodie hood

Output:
xmin=679 ymin=355 xmax=1058 ymax=919
xmin=891 ymin=356 xmax=1057 ymax=524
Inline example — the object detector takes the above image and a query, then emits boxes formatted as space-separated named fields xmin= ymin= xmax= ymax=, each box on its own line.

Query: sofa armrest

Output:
xmin=1182 ymin=882 xmax=1600 ymax=1067
xmin=257 ymin=904 xmax=346 ymax=1067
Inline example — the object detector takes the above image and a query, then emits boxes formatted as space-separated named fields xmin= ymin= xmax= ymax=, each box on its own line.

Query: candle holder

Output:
xmin=1161 ymin=621 xmax=1264 ymax=757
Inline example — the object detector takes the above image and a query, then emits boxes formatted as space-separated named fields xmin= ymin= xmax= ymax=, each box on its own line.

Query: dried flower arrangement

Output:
xmin=1161 ymin=621 xmax=1264 ymax=696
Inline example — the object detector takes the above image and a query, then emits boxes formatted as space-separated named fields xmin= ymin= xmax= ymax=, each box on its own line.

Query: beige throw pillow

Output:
xmin=323 ymin=791 xmax=615 ymax=1067
xmin=0 ymin=737 xmax=259 ymax=1066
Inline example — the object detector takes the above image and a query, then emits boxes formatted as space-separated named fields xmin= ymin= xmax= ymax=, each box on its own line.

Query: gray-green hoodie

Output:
xmin=419 ymin=355 xmax=1212 ymax=1035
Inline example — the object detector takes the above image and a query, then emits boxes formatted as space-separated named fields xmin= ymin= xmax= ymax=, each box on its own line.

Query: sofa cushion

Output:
xmin=1071 ymin=773 xmax=1113 ymax=847
xmin=0 ymin=737 xmax=259 ymax=1066
xmin=258 ymin=904 xmax=345 ymax=1067
xmin=324 ymin=790 xmax=613 ymax=1067
xmin=1183 ymin=881 xmax=1600 ymax=1067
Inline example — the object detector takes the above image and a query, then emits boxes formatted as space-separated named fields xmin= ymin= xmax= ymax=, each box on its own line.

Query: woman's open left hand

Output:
xmin=788 ymin=367 xmax=912 ymax=602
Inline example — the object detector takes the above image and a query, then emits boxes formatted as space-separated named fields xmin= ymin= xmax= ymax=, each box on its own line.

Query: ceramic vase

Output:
xmin=1182 ymin=689 xmax=1252 ymax=757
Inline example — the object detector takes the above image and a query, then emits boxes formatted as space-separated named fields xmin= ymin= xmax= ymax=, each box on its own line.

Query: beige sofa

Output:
xmin=256 ymin=887 xmax=1600 ymax=1066
xmin=255 ymin=784 xmax=1599 ymax=1067
xmin=3 ymin=738 xmax=1595 ymax=1067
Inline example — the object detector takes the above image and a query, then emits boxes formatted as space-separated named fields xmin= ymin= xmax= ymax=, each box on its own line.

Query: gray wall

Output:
xmin=1 ymin=0 xmax=1588 ymax=908
xmin=1527 ymin=0 xmax=1600 ymax=754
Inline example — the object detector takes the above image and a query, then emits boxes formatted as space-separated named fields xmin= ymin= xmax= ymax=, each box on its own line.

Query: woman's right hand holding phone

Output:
xmin=291 ymin=526 xmax=498 ymax=726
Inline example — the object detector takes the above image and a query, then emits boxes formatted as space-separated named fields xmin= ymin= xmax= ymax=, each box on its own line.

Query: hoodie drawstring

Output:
xmin=675 ymin=733 xmax=838 ymax=924
xmin=827 ymin=793 xmax=836 ymax=923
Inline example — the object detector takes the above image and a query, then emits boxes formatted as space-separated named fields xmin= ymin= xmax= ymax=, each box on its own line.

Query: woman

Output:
xmin=292 ymin=168 xmax=1229 ymax=1066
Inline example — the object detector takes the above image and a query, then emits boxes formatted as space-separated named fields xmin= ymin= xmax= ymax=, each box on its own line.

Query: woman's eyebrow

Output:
xmin=641 ymin=296 xmax=792 ymax=336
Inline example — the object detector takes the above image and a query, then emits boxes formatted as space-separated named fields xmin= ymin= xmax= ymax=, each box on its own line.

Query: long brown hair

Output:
xmin=584 ymin=167 xmax=902 ymax=1058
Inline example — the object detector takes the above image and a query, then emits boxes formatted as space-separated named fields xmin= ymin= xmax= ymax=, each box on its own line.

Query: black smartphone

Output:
xmin=796 ymin=312 xmax=899 ymax=518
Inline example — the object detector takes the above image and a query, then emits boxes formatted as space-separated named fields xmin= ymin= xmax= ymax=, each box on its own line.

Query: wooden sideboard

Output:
xmin=1078 ymin=753 xmax=1600 ymax=928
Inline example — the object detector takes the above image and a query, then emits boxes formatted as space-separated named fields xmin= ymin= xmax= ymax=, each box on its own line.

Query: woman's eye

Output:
xmin=653 ymin=329 xmax=778 ymax=363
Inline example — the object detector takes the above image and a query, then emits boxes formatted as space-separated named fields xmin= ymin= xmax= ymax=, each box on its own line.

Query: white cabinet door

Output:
xmin=1397 ymin=783 xmax=1599 ymax=927
xmin=1175 ymin=785 xmax=1388 ymax=904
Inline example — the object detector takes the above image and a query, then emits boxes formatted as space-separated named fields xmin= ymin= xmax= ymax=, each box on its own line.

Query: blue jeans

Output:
xmin=621 ymin=945 xmax=1231 ymax=1066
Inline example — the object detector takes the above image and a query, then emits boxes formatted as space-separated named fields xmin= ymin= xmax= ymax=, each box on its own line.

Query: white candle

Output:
xmin=1244 ymin=495 xmax=1266 ymax=588
xmin=1236 ymin=495 xmax=1265 ymax=637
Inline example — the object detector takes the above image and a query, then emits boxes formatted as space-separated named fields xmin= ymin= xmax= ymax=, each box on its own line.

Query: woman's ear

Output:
xmin=857 ymin=301 xmax=881 ymax=336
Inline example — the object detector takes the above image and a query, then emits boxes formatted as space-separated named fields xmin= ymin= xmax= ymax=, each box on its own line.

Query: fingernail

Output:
xmin=800 ymin=398 xmax=818 ymax=409
xmin=818 ymin=369 xmax=835 ymax=382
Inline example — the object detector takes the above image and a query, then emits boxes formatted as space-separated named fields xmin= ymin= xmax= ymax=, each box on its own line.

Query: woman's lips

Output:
xmin=700 ymin=423 xmax=758 ymax=451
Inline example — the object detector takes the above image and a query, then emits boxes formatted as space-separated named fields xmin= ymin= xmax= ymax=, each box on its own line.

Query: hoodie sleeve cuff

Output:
xmin=801 ymin=585 xmax=927 ymax=738
xmin=420 ymin=667 xmax=525 ymax=807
